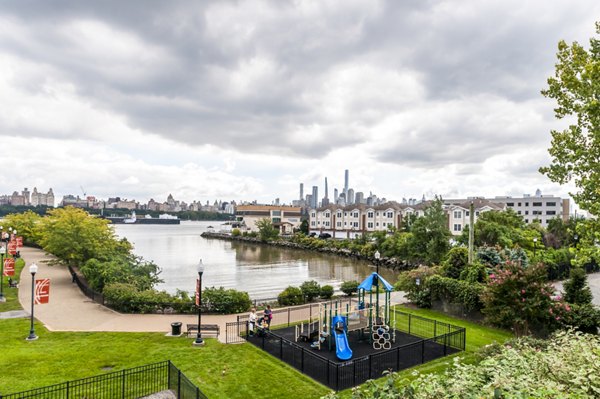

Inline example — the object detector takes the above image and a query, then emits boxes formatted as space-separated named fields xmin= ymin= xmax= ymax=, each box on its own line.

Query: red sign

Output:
xmin=16 ymin=237 xmax=23 ymax=247
xmin=195 ymin=278 xmax=200 ymax=306
xmin=3 ymin=258 xmax=15 ymax=276
xmin=7 ymin=241 xmax=17 ymax=255
xmin=34 ymin=279 xmax=50 ymax=304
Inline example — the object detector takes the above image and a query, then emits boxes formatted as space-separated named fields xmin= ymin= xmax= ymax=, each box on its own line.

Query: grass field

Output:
xmin=0 ymin=257 xmax=26 ymax=312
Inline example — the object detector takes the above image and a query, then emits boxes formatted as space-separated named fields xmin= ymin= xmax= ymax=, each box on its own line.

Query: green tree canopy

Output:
xmin=408 ymin=197 xmax=452 ymax=264
xmin=540 ymin=22 xmax=600 ymax=215
xmin=463 ymin=209 xmax=525 ymax=248
xmin=255 ymin=218 xmax=279 ymax=242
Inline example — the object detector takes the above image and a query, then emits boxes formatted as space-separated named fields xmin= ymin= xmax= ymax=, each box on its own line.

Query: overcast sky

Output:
xmin=0 ymin=1 xmax=598 ymax=207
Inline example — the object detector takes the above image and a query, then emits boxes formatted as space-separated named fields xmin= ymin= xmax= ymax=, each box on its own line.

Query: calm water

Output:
xmin=113 ymin=221 xmax=398 ymax=299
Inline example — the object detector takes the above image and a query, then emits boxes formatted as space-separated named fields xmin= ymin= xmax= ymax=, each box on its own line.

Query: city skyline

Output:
xmin=1 ymin=1 xmax=599 ymax=205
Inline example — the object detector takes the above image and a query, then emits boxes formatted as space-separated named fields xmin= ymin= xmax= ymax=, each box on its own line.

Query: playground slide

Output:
xmin=334 ymin=329 xmax=353 ymax=360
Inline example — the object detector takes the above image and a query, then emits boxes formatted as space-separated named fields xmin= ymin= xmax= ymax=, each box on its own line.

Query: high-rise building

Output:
xmin=355 ymin=191 xmax=364 ymax=204
xmin=299 ymin=183 xmax=304 ymax=201
xmin=311 ymin=186 xmax=318 ymax=208
xmin=344 ymin=169 xmax=349 ymax=197
xmin=347 ymin=188 xmax=355 ymax=205
xmin=334 ymin=188 xmax=339 ymax=202
xmin=324 ymin=177 xmax=328 ymax=199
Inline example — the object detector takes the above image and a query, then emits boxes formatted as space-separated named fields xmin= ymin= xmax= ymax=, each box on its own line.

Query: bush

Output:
xmin=320 ymin=285 xmax=334 ymax=299
xmin=340 ymin=280 xmax=359 ymax=296
xmin=103 ymin=283 xmax=172 ymax=313
xmin=300 ymin=280 xmax=321 ymax=301
xmin=231 ymin=228 xmax=241 ymax=236
xmin=442 ymin=247 xmax=468 ymax=279
xmin=202 ymin=286 xmax=252 ymax=314
xmin=394 ymin=265 xmax=441 ymax=308
xmin=428 ymin=275 xmax=484 ymax=312
xmin=278 ymin=286 xmax=304 ymax=306
xmin=563 ymin=267 xmax=593 ymax=305
xmin=459 ymin=262 xmax=487 ymax=283
xmin=561 ymin=303 xmax=600 ymax=334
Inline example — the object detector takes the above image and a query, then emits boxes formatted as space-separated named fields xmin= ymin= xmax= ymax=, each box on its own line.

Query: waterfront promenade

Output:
xmin=15 ymin=246 xmax=406 ymax=343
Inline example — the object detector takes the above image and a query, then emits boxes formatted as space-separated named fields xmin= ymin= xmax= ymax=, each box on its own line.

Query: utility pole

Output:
xmin=468 ymin=201 xmax=474 ymax=264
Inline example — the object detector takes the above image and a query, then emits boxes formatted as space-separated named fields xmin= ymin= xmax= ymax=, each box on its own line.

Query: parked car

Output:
xmin=318 ymin=233 xmax=332 ymax=239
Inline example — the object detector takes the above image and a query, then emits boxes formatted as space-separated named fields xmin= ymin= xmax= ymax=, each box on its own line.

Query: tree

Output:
xmin=255 ymin=218 xmax=279 ymax=242
xmin=461 ymin=209 xmax=525 ymax=248
xmin=300 ymin=280 xmax=321 ymax=301
xmin=299 ymin=219 xmax=309 ymax=234
xmin=563 ymin=267 xmax=593 ymax=305
xmin=540 ymin=22 xmax=600 ymax=215
xmin=441 ymin=247 xmax=468 ymax=279
xmin=1 ymin=210 xmax=44 ymax=244
xmin=408 ymin=197 xmax=452 ymax=264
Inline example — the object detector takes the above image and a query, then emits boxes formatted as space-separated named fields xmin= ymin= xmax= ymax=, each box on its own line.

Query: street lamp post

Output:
xmin=26 ymin=263 xmax=38 ymax=341
xmin=533 ymin=237 xmax=538 ymax=258
xmin=374 ymin=250 xmax=381 ymax=324
xmin=0 ymin=246 xmax=5 ymax=303
xmin=194 ymin=259 xmax=205 ymax=346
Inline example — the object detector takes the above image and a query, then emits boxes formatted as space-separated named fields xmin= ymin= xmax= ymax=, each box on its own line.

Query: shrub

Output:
xmin=103 ymin=283 xmax=172 ymax=313
xmin=320 ymin=285 xmax=334 ymax=299
xmin=428 ymin=275 xmax=484 ymax=312
xmin=563 ymin=267 xmax=593 ymax=305
xmin=561 ymin=303 xmax=600 ymax=334
xmin=340 ymin=280 xmax=359 ymax=296
xmin=300 ymin=280 xmax=321 ymax=301
xmin=459 ymin=262 xmax=487 ymax=283
xmin=394 ymin=265 xmax=441 ymax=308
xmin=202 ymin=286 xmax=252 ymax=314
xmin=441 ymin=247 xmax=468 ymax=279
xmin=278 ymin=286 xmax=304 ymax=306
xmin=231 ymin=228 xmax=241 ymax=236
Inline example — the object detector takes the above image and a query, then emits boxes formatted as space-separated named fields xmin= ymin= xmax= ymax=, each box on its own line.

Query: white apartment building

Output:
xmin=310 ymin=199 xmax=507 ymax=238
xmin=491 ymin=191 xmax=569 ymax=225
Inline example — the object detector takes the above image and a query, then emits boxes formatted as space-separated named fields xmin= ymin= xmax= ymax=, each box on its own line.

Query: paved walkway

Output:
xmin=15 ymin=246 xmax=407 ymax=343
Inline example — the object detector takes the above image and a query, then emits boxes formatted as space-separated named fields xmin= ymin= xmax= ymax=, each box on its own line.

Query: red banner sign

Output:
xmin=195 ymin=278 xmax=200 ymax=306
xmin=34 ymin=279 xmax=50 ymax=304
xmin=3 ymin=258 xmax=15 ymax=276
xmin=7 ymin=241 xmax=17 ymax=255
xmin=16 ymin=236 xmax=23 ymax=247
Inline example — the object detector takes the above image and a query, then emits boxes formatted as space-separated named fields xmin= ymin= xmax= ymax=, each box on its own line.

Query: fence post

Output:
xmin=66 ymin=381 xmax=70 ymax=399
xmin=288 ymin=307 xmax=291 ymax=327
xmin=122 ymin=369 xmax=126 ymax=399
xmin=396 ymin=347 xmax=400 ymax=371
xmin=168 ymin=361 xmax=172 ymax=392
xmin=408 ymin=314 xmax=411 ymax=335
xmin=301 ymin=348 xmax=305 ymax=372
xmin=434 ymin=320 xmax=437 ymax=337
xmin=280 ymin=336 xmax=283 ymax=359
xmin=196 ymin=387 xmax=200 ymax=399
xmin=177 ymin=370 xmax=181 ymax=399
xmin=368 ymin=354 xmax=372 ymax=380
xmin=421 ymin=340 xmax=425 ymax=364
xmin=444 ymin=334 xmax=447 ymax=356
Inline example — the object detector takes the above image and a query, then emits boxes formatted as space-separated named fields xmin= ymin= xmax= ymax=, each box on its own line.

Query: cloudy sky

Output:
xmin=0 ymin=1 xmax=598 ymax=207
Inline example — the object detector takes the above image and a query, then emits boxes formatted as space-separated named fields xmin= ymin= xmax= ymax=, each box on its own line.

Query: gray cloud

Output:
xmin=1 ymin=0 xmax=598 ymax=166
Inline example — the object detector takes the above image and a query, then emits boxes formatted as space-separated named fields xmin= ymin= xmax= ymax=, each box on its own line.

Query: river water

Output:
xmin=113 ymin=221 xmax=398 ymax=299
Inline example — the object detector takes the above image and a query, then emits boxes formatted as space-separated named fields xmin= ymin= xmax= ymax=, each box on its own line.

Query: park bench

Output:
xmin=186 ymin=324 xmax=220 ymax=338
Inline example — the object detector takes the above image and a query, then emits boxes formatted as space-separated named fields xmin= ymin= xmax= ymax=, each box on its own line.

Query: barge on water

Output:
xmin=105 ymin=211 xmax=181 ymax=225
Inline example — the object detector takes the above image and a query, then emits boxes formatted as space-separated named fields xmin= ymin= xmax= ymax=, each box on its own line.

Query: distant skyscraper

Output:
xmin=311 ymin=186 xmax=318 ymax=208
xmin=344 ymin=169 xmax=349 ymax=197
xmin=325 ymin=177 xmax=328 ymax=199
xmin=347 ymin=188 xmax=355 ymax=205
xmin=306 ymin=194 xmax=312 ymax=208
xmin=355 ymin=191 xmax=364 ymax=204
xmin=299 ymin=183 xmax=304 ymax=201
xmin=334 ymin=188 xmax=339 ymax=202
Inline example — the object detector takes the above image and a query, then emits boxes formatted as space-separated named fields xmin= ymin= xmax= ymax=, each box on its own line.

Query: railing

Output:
xmin=0 ymin=360 xmax=207 ymax=399
xmin=68 ymin=265 xmax=105 ymax=306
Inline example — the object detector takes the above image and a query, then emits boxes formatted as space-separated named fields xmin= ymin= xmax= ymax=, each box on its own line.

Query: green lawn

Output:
xmin=0 ymin=318 xmax=330 ymax=399
xmin=0 ymin=258 xmax=26 ymax=312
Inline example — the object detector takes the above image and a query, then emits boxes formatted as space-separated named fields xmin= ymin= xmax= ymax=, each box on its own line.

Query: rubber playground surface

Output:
xmin=248 ymin=325 xmax=454 ymax=364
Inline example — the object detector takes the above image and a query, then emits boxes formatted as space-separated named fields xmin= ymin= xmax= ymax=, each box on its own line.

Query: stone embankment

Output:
xmin=201 ymin=232 xmax=416 ymax=272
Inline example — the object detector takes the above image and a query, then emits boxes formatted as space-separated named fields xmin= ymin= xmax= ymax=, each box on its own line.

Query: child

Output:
xmin=264 ymin=305 xmax=273 ymax=327
xmin=249 ymin=308 xmax=257 ymax=337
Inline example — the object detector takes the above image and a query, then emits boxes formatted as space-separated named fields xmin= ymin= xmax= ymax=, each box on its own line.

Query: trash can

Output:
xmin=171 ymin=322 xmax=182 ymax=336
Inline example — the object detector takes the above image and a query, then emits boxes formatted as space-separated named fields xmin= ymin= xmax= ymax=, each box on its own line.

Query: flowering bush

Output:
xmin=322 ymin=330 xmax=600 ymax=398
xmin=482 ymin=261 xmax=567 ymax=336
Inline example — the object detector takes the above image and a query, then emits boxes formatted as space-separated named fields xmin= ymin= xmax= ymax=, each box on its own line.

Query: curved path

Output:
xmin=16 ymin=246 xmax=407 ymax=343
xmin=17 ymin=247 xmax=236 ymax=342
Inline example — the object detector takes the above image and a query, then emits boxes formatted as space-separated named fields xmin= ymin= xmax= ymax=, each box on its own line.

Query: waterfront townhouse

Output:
xmin=236 ymin=205 xmax=302 ymax=234
xmin=443 ymin=198 xmax=506 ymax=235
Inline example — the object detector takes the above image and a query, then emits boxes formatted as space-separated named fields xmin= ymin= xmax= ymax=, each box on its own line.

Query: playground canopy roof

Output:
xmin=358 ymin=272 xmax=394 ymax=292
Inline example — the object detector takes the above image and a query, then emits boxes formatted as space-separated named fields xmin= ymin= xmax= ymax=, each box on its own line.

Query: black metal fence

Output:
xmin=68 ymin=265 xmax=105 ymax=306
xmin=231 ymin=307 xmax=466 ymax=391
xmin=0 ymin=360 xmax=207 ymax=399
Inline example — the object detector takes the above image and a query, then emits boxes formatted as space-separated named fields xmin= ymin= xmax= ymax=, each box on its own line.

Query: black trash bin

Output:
xmin=171 ymin=322 xmax=182 ymax=336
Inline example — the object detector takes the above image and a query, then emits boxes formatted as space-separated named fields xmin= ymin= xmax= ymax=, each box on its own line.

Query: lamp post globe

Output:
xmin=194 ymin=259 xmax=205 ymax=346
xmin=27 ymin=263 xmax=39 ymax=341
xmin=533 ymin=237 xmax=538 ymax=257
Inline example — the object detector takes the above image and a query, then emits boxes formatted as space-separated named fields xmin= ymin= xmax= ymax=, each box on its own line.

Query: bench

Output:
xmin=186 ymin=324 xmax=220 ymax=338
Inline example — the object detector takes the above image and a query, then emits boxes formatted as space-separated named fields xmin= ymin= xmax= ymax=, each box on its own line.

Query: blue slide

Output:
xmin=332 ymin=315 xmax=353 ymax=361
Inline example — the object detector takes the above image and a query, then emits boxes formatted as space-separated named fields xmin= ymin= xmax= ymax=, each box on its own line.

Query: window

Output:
xmin=376 ymin=222 xmax=379 ymax=227
xmin=525 ymin=210 xmax=529 ymax=215
xmin=476 ymin=212 xmax=480 ymax=216
xmin=387 ymin=223 xmax=393 ymax=228
xmin=532 ymin=202 xmax=542 ymax=207
xmin=353 ymin=222 xmax=359 ymax=228
xmin=311 ymin=221 xmax=316 ymax=226
xmin=344 ymin=212 xmax=347 ymax=216
xmin=324 ymin=212 xmax=330 ymax=218
xmin=453 ymin=224 xmax=462 ymax=232
xmin=453 ymin=210 xmax=462 ymax=218
xmin=344 ymin=222 xmax=347 ymax=226
xmin=367 ymin=222 xmax=374 ymax=228
xmin=518 ymin=202 xmax=522 ymax=206
xmin=337 ymin=212 xmax=342 ymax=218
xmin=325 ymin=221 xmax=330 ymax=227
xmin=376 ymin=212 xmax=379 ymax=216
xmin=272 ymin=217 xmax=281 ymax=223
xmin=354 ymin=212 xmax=359 ymax=217
xmin=525 ymin=219 xmax=529 ymax=223
xmin=272 ymin=210 xmax=281 ymax=216
xmin=525 ymin=202 xmax=529 ymax=206
xmin=387 ymin=212 xmax=393 ymax=218
xmin=546 ymin=210 xmax=556 ymax=215
xmin=311 ymin=212 xmax=316 ymax=218
xmin=466 ymin=211 xmax=470 ymax=216
xmin=518 ymin=211 xmax=522 ymax=215
xmin=546 ymin=202 xmax=556 ymax=207
xmin=506 ymin=202 xmax=514 ymax=207
xmin=337 ymin=222 xmax=342 ymax=227
xmin=367 ymin=212 xmax=374 ymax=218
